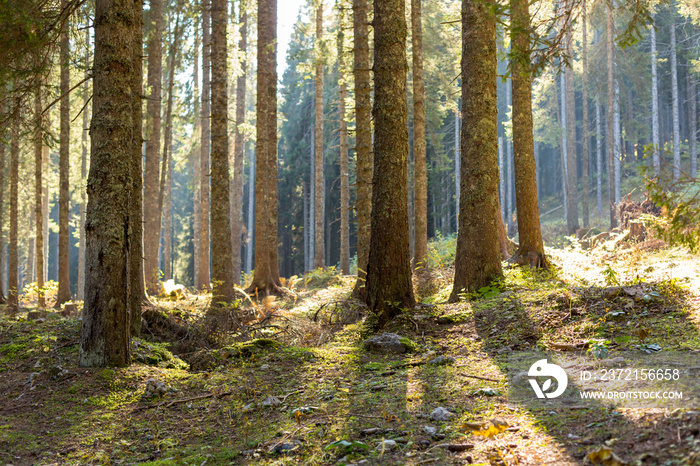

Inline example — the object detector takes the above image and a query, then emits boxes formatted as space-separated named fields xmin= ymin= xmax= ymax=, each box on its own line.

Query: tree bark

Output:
xmin=0 ymin=98 xmax=5 ymax=304
xmin=411 ymin=0 xmax=427 ymax=269
xmin=56 ymin=0 xmax=71 ymax=307
xmin=80 ymin=0 xmax=139 ymax=366
xmin=596 ymin=98 xmax=603 ymax=214
xmin=614 ymin=80 xmax=621 ymax=204
xmin=78 ymin=37 xmax=90 ymax=301
xmin=510 ymin=0 xmax=550 ymax=269
xmin=499 ymin=136 xmax=505 ymax=221
xmin=210 ymin=0 xmax=235 ymax=302
xmin=248 ymin=0 xmax=281 ymax=295
xmin=650 ymin=12 xmax=660 ymax=176
xmin=559 ymin=73 xmax=568 ymax=222
xmin=581 ymin=0 xmax=590 ymax=228
xmin=35 ymin=89 xmax=45 ymax=308
xmin=365 ymin=0 xmax=415 ymax=326
xmin=450 ymin=0 xmax=503 ymax=301
xmin=338 ymin=3 xmax=350 ymax=275
xmin=671 ymin=22 xmax=680 ymax=182
xmin=352 ymin=0 xmax=372 ymax=298
xmin=231 ymin=1 xmax=247 ymax=285
xmin=193 ymin=22 xmax=201 ymax=289
xmin=144 ymin=0 xmax=164 ymax=295
xmin=245 ymin=147 xmax=254 ymax=275
xmin=606 ymin=1 xmax=617 ymax=229
xmin=200 ymin=0 xmax=212 ymax=290
xmin=314 ymin=0 xmax=325 ymax=269
xmin=690 ymin=73 xmax=697 ymax=178
xmin=505 ymin=79 xmax=513 ymax=230
xmin=8 ymin=97 xmax=19 ymax=312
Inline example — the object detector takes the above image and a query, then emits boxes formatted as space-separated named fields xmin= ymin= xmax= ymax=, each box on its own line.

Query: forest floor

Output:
xmin=2 ymin=233 xmax=700 ymax=465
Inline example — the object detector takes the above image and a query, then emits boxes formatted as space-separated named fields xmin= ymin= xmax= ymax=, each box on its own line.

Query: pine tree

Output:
xmin=650 ymin=11 xmax=660 ymax=176
xmin=34 ymin=89 xmax=45 ymax=308
xmin=606 ymin=0 xmax=617 ymax=229
xmin=313 ymin=0 xmax=325 ymax=269
xmin=200 ymin=0 xmax=212 ymax=290
xmin=338 ymin=1 xmax=349 ymax=275
xmin=8 ymin=96 xmax=19 ymax=312
xmin=450 ymin=0 xmax=503 ymax=300
xmin=670 ymin=21 xmax=680 ymax=182
xmin=412 ymin=0 xmax=427 ymax=269
xmin=365 ymin=0 xmax=415 ymax=327
xmin=0 ymin=98 xmax=5 ymax=304
xmin=581 ymin=0 xmax=590 ymax=228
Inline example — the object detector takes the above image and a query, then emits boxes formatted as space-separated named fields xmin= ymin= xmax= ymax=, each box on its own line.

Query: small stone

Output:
xmin=262 ymin=396 xmax=281 ymax=407
xmin=271 ymin=443 xmax=296 ymax=454
xmin=423 ymin=426 xmax=438 ymax=437
xmin=430 ymin=407 xmax=454 ymax=422
xmin=428 ymin=355 xmax=455 ymax=366
xmin=143 ymin=378 xmax=168 ymax=398
xmin=260 ymin=364 xmax=270 ymax=370
xmin=363 ymin=333 xmax=415 ymax=354
xmin=375 ymin=439 xmax=397 ymax=451
xmin=242 ymin=403 xmax=255 ymax=412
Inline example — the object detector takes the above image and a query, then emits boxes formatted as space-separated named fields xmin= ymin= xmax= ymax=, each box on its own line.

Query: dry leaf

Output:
xmin=587 ymin=445 xmax=629 ymax=465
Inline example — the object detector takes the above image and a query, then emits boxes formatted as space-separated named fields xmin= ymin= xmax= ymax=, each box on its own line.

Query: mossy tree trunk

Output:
xmin=449 ymin=0 xmax=503 ymax=301
xmin=365 ymin=0 xmax=415 ymax=327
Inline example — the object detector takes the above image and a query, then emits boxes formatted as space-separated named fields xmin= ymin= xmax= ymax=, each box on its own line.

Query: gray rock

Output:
xmin=428 ymin=355 xmax=455 ymax=366
xmin=429 ymin=407 xmax=454 ymax=422
xmin=375 ymin=439 xmax=397 ymax=451
xmin=423 ymin=426 xmax=438 ymax=437
xmin=262 ymin=396 xmax=281 ymax=407
xmin=242 ymin=402 xmax=256 ymax=412
xmin=143 ymin=378 xmax=168 ymax=398
xmin=363 ymin=333 xmax=413 ymax=354
xmin=260 ymin=364 xmax=270 ymax=370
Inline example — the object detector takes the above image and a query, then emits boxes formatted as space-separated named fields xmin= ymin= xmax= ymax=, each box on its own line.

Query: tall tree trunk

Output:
xmin=129 ymin=0 xmax=144 ymax=335
xmin=193 ymin=23 xmax=201 ymax=288
xmin=210 ymin=0 xmax=235 ymax=302
xmin=78 ymin=40 xmax=90 ymax=301
xmin=606 ymin=0 xmax=617 ymax=229
xmin=510 ymin=0 xmax=550 ymax=269
xmin=690 ymin=73 xmax=697 ymax=178
xmin=56 ymin=0 xmax=71 ymax=307
xmin=455 ymin=108 xmax=460 ymax=223
xmin=247 ymin=0 xmax=281 ymax=295
xmin=559 ymin=73 xmax=568 ymax=222
xmin=245 ymin=147 xmax=254 ymax=275
xmin=232 ymin=1 xmax=247 ymax=285
xmin=505 ymin=79 xmax=513 ymax=228
xmin=309 ymin=131 xmax=315 ymax=266
xmin=365 ymin=0 xmax=415 ymax=327
xmin=499 ymin=135 xmax=505 ymax=221
xmin=411 ymin=0 xmax=427 ymax=269
xmin=144 ymin=0 xmax=164 ymax=295
xmin=200 ymin=0 xmax=212 ymax=290
xmin=35 ymin=90 xmax=45 ymax=308
xmin=338 ymin=2 xmax=350 ymax=275
xmin=164 ymin=151 xmax=172 ymax=280
xmin=352 ymin=0 xmax=371 ymax=298
xmin=671 ymin=22 xmax=680 ymax=181
xmin=80 ymin=0 xmax=140 ymax=366
xmin=581 ymin=0 xmax=590 ymax=227
xmin=8 ymin=97 xmax=19 ymax=312
xmin=565 ymin=0 xmax=578 ymax=234
xmin=650 ymin=12 xmax=660 ymax=176
xmin=596 ymin=97 xmax=603 ymax=213
xmin=0 ymin=99 xmax=5 ymax=304
xmin=314 ymin=0 xmax=325 ymax=269
xmin=614 ymin=80 xmax=621 ymax=203
xmin=450 ymin=0 xmax=502 ymax=300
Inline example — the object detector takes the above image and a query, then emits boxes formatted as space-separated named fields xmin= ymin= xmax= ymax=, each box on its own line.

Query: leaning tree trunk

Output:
xmin=210 ymin=0 xmax=235 ymax=302
xmin=8 ymin=98 xmax=19 ymax=312
xmin=671 ymin=22 xmax=680 ymax=182
xmin=581 ymin=0 xmax=590 ymax=228
xmin=338 ymin=2 xmax=350 ymax=275
xmin=231 ymin=1 xmax=247 ymax=285
xmin=449 ymin=0 xmax=503 ymax=301
xmin=200 ymin=0 xmax=212 ymax=290
xmin=565 ymin=6 xmax=578 ymax=235
xmin=510 ymin=0 xmax=550 ymax=269
xmin=247 ymin=0 xmax=281 ymax=295
xmin=365 ymin=0 xmax=415 ymax=327
xmin=412 ymin=0 xmax=427 ymax=269
xmin=606 ymin=1 xmax=617 ymax=229
xmin=313 ymin=0 xmax=325 ymax=269
xmin=35 ymin=90 xmax=45 ymax=308
xmin=650 ymin=12 xmax=660 ymax=176
xmin=143 ymin=0 xmax=163 ymax=295
xmin=352 ymin=0 xmax=372 ymax=299
xmin=56 ymin=0 xmax=71 ymax=307
xmin=80 ymin=0 xmax=140 ymax=366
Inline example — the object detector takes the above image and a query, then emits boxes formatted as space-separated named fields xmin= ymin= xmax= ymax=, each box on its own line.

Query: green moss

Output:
xmin=132 ymin=339 xmax=189 ymax=370
xmin=399 ymin=337 xmax=417 ymax=353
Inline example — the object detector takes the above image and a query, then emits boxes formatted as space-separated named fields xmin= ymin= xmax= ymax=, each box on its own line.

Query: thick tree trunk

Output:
xmin=412 ymin=0 xmax=427 ymax=269
xmin=650 ymin=13 xmax=660 ymax=176
xmin=671 ymin=22 xmax=680 ymax=181
xmin=606 ymin=2 xmax=617 ymax=229
xmin=232 ymin=2 xmax=247 ymax=285
xmin=143 ymin=0 xmax=164 ymax=295
xmin=365 ymin=0 xmax=415 ymax=327
xmin=35 ymin=90 xmax=45 ymax=308
xmin=338 ymin=5 xmax=350 ymax=275
xmin=210 ymin=0 xmax=235 ymax=302
xmin=450 ymin=0 xmax=502 ymax=300
xmin=498 ymin=136 xmax=505 ymax=221
xmin=510 ymin=0 xmax=550 ymax=269
xmin=314 ymin=1 xmax=325 ymax=269
xmin=565 ymin=0 xmax=578 ymax=234
xmin=690 ymin=73 xmax=697 ymax=178
xmin=78 ymin=43 xmax=89 ymax=301
xmin=199 ymin=0 xmax=212 ymax=290
xmin=56 ymin=0 xmax=71 ymax=307
xmin=581 ymin=0 xmax=590 ymax=228
xmin=8 ymin=99 xmax=19 ymax=311
xmin=248 ymin=0 xmax=281 ymax=295
xmin=352 ymin=0 xmax=371 ymax=298
xmin=193 ymin=24 xmax=201 ymax=289
xmin=80 ymin=0 xmax=139 ymax=366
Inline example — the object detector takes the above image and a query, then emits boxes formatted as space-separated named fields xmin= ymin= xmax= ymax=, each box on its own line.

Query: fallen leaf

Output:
xmin=587 ymin=445 xmax=629 ymax=465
